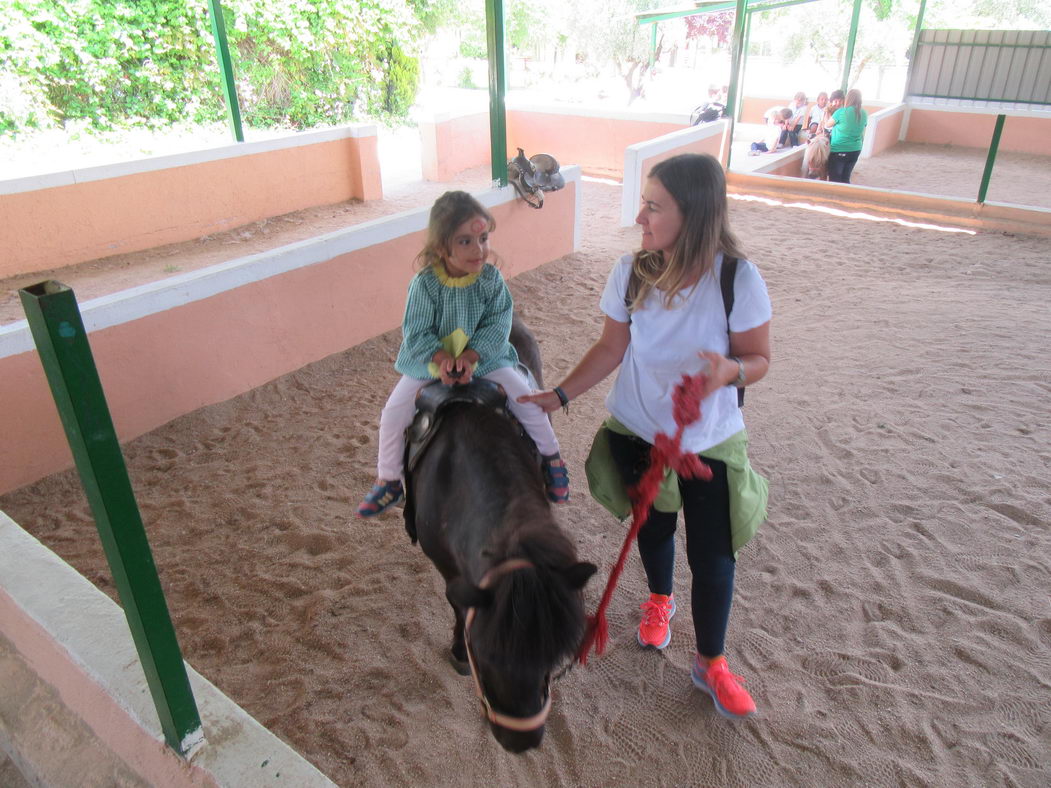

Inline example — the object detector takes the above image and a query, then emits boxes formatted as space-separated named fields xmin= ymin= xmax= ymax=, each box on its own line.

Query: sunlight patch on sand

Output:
xmin=730 ymin=192 xmax=978 ymax=235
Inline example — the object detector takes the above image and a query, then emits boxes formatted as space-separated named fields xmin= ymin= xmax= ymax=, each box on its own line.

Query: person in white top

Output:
xmin=808 ymin=91 xmax=829 ymax=130
xmin=520 ymin=153 xmax=772 ymax=718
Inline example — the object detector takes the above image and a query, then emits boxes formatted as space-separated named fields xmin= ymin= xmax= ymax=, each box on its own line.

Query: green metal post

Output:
xmin=977 ymin=114 xmax=1005 ymax=204
xmin=207 ymin=0 xmax=244 ymax=143
xmin=650 ymin=22 xmax=658 ymax=67
xmin=19 ymin=282 xmax=204 ymax=757
xmin=904 ymin=0 xmax=928 ymax=100
xmin=486 ymin=0 xmax=508 ymax=186
xmin=724 ymin=0 xmax=749 ymax=169
xmin=840 ymin=0 xmax=863 ymax=93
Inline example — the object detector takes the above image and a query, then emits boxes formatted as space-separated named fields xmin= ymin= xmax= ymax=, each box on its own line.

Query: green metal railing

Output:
xmin=19 ymin=282 xmax=204 ymax=757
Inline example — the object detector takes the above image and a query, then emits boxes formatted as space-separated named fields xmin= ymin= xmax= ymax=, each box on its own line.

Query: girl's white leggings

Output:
xmin=376 ymin=366 xmax=559 ymax=480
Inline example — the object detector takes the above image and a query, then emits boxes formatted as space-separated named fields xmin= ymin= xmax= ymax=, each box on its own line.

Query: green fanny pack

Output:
xmin=584 ymin=416 xmax=769 ymax=555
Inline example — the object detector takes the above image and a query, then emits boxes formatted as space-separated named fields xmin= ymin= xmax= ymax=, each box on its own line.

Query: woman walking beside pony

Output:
xmin=520 ymin=153 xmax=771 ymax=718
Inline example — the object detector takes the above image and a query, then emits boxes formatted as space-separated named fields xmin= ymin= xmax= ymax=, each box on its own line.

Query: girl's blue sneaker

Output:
xmin=357 ymin=479 xmax=404 ymax=518
xmin=541 ymin=455 xmax=570 ymax=504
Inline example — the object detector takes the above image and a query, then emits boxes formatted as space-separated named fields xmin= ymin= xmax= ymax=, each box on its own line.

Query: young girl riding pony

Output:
xmin=357 ymin=190 xmax=569 ymax=517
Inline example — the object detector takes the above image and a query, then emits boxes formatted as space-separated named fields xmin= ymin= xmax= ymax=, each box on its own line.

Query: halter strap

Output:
xmin=464 ymin=559 xmax=553 ymax=732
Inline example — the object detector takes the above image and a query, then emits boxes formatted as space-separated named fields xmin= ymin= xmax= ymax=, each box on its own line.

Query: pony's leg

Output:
xmin=445 ymin=587 xmax=470 ymax=675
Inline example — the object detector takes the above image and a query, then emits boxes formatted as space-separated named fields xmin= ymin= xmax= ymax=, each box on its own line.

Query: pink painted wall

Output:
xmin=420 ymin=113 xmax=491 ymax=181
xmin=751 ymin=149 xmax=807 ymax=178
xmin=0 ymin=132 xmax=382 ymax=280
xmin=506 ymin=110 xmax=687 ymax=179
xmin=638 ymin=134 xmax=725 ymax=179
xmin=0 ymin=586 xmax=220 ymax=786
xmin=869 ymin=107 xmax=905 ymax=156
xmin=905 ymin=110 xmax=1047 ymax=155
xmin=0 ymin=181 xmax=578 ymax=495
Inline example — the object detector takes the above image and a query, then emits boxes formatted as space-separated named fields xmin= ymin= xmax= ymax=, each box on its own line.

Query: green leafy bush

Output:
xmin=0 ymin=0 xmax=422 ymax=134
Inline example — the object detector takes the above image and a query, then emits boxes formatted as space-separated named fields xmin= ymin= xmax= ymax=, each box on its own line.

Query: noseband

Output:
xmin=463 ymin=559 xmax=553 ymax=733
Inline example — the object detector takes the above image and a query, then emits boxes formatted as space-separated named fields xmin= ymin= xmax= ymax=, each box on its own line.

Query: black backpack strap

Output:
xmin=720 ymin=256 xmax=745 ymax=407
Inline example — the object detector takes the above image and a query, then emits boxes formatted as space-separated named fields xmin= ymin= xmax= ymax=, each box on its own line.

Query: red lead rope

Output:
xmin=576 ymin=371 xmax=713 ymax=665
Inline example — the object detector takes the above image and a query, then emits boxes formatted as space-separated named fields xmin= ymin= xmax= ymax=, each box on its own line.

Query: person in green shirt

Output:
xmin=825 ymin=88 xmax=868 ymax=183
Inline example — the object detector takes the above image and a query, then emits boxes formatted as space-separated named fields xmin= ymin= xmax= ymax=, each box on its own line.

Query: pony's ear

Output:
xmin=563 ymin=562 xmax=598 ymax=591
xmin=447 ymin=577 xmax=493 ymax=609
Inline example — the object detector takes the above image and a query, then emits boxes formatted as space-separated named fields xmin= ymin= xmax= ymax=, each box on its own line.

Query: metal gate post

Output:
xmin=19 ymin=281 xmax=204 ymax=757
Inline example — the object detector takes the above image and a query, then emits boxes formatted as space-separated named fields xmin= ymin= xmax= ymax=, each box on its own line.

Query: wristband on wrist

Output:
xmin=553 ymin=386 xmax=570 ymax=414
xmin=729 ymin=356 xmax=746 ymax=387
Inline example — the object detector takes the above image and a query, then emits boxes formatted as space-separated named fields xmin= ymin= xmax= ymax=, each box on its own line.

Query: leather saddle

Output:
xmin=404 ymin=378 xmax=510 ymax=474
xmin=402 ymin=371 xmax=537 ymax=545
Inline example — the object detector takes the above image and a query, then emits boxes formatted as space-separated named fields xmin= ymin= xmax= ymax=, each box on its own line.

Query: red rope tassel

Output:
xmin=578 ymin=371 xmax=712 ymax=665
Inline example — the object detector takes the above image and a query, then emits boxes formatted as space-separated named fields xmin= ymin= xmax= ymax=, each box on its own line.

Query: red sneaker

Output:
xmin=691 ymin=655 xmax=756 ymax=718
xmin=637 ymin=593 xmax=675 ymax=649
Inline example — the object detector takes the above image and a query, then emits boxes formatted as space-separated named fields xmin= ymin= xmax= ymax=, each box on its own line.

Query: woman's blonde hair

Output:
xmin=845 ymin=88 xmax=863 ymax=123
xmin=415 ymin=190 xmax=496 ymax=270
xmin=627 ymin=153 xmax=745 ymax=311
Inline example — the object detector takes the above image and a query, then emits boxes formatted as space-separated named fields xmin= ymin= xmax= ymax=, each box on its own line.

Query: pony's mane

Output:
xmin=477 ymin=523 xmax=586 ymax=670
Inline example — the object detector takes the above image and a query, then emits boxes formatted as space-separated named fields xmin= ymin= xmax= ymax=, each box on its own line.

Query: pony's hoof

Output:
xmin=448 ymin=650 xmax=470 ymax=676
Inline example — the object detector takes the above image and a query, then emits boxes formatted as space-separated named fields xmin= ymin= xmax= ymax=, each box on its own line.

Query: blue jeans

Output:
xmin=828 ymin=149 xmax=861 ymax=183
xmin=607 ymin=430 xmax=737 ymax=657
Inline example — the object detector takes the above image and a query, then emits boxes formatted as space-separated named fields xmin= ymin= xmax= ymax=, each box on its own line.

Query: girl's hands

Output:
xmin=434 ymin=349 xmax=479 ymax=385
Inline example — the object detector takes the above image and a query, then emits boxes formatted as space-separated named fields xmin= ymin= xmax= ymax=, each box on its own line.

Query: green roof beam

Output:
xmin=636 ymin=0 xmax=818 ymax=25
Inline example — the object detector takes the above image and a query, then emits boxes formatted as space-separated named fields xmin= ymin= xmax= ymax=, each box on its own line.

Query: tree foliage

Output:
xmin=684 ymin=11 xmax=735 ymax=48
xmin=0 ymin=0 xmax=423 ymax=134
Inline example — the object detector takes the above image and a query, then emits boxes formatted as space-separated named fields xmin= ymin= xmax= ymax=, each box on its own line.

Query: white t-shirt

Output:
xmin=600 ymin=252 xmax=772 ymax=453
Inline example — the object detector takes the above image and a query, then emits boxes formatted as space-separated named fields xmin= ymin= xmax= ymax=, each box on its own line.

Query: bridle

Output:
xmin=463 ymin=558 xmax=553 ymax=733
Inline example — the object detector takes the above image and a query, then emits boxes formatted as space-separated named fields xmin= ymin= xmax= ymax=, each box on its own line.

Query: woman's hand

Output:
xmin=517 ymin=389 xmax=563 ymax=413
xmin=697 ymin=351 xmax=739 ymax=399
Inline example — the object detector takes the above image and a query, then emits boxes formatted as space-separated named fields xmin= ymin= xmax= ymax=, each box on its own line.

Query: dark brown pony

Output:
xmin=404 ymin=315 xmax=596 ymax=753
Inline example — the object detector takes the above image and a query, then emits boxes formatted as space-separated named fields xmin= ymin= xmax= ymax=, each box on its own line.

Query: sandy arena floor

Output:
xmin=2 ymin=156 xmax=1049 ymax=786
